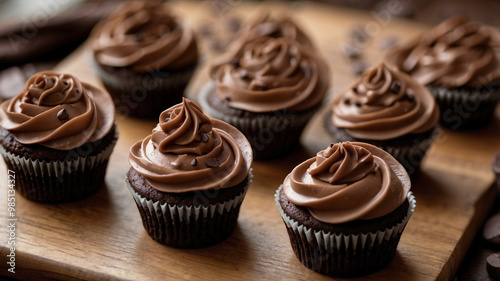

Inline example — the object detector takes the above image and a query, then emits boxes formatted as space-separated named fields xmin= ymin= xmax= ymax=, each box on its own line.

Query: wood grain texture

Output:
xmin=1 ymin=1 xmax=499 ymax=280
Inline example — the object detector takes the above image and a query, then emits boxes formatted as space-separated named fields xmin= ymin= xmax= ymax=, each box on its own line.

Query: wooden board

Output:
xmin=1 ymin=1 xmax=499 ymax=280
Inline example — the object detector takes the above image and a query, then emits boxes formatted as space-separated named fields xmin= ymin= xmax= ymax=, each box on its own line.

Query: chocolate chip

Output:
xmin=350 ymin=26 xmax=369 ymax=43
xmin=390 ymin=81 xmax=401 ymax=94
xmin=63 ymin=81 xmax=68 ymax=86
xmin=226 ymin=17 xmax=241 ymax=32
xmin=487 ymin=253 xmax=500 ymax=280
xmin=259 ymin=82 xmax=267 ymax=91
xmin=354 ymin=101 xmax=362 ymax=107
xmin=352 ymin=87 xmax=358 ymax=94
xmin=351 ymin=61 xmax=368 ymax=76
xmin=191 ymin=158 xmax=197 ymax=166
xmin=199 ymin=25 xmax=213 ymax=37
xmin=406 ymin=93 xmax=414 ymax=102
xmin=224 ymin=96 xmax=231 ymax=102
xmin=57 ymin=108 xmax=69 ymax=120
xmin=341 ymin=43 xmax=361 ymax=59
xmin=75 ymin=89 xmax=80 ymax=94
xmin=330 ymin=143 xmax=334 ymax=148
xmin=230 ymin=58 xmax=239 ymax=68
xmin=205 ymin=158 xmax=218 ymax=168
xmin=210 ymin=39 xmax=225 ymax=52
xmin=201 ymin=133 xmax=209 ymax=143
xmin=343 ymin=98 xmax=350 ymax=105
xmin=483 ymin=213 xmax=500 ymax=245
xmin=380 ymin=37 xmax=399 ymax=51
xmin=240 ymin=70 xmax=249 ymax=79
xmin=134 ymin=33 xmax=143 ymax=42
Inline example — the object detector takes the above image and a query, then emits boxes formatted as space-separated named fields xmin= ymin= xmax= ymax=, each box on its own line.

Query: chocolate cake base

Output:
xmin=0 ymin=126 xmax=117 ymax=203
xmin=127 ymin=167 xmax=250 ymax=248
xmin=91 ymin=61 xmax=197 ymax=119
xmin=277 ymin=187 xmax=413 ymax=277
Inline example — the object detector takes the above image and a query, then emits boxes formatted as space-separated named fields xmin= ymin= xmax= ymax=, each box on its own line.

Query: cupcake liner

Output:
xmin=126 ymin=170 xmax=252 ymax=248
xmin=427 ymin=83 xmax=500 ymax=130
xmin=275 ymin=186 xmax=416 ymax=277
xmin=90 ymin=57 xmax=197 ymax=119
xmin=323 ymin=112 xmax=439 ymax=176
xmin=0 ymin=137 xmax=117 ymax=203
xmin=199 ymin=82 xmax=320 ymax=159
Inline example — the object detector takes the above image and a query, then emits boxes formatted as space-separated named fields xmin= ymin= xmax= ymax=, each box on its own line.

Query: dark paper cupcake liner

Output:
xmin=90 ymin=58 xmax=197 ymax=119
xmin=126 ymin=170 xmax=252 ymax=249
xmin=323 ymin=112 xmax=439 ymax=176
xmin=199 ymin=82 xmax=320 ymax=159
xmin=0 ymin=138 xmax=117 ymax=203
xmin=427 ymin=83 xmax=500 ymax=130
xmin=275 ymin=186 xmax=416 ymax=278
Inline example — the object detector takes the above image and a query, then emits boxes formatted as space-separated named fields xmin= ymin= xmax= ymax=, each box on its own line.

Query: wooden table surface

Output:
xmin=1 ymin=1 xmax=499 ymax=280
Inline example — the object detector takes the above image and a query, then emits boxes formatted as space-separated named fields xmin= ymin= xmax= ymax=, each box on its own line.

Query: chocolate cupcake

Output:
xmin=384 ymin=16 xmax=500 ymax=130
xmin=324 ymin=62 xmax=439 ymax=175
xmin=127 ymin=98 xmax=252 ymax=248
xmin=0 ymin=71 xmax=117 ymax=203
xmin=89 ymin=1 xmax=199 ymax=119
xmin=200 ymin=35 xmax=330 ymax=159
xmin=276 ymin=141 xmax=415 ymax=277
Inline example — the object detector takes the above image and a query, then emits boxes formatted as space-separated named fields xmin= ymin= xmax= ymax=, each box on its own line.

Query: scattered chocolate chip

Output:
xmin=199 ymin=25 xmax=213 ymax=37
xmin=224 ymin=96 xmax=231 ymax=102
xmin=240 ymin=70 xmax=249 ymax=79
xmin=210 ymin=38 xmax=225 ymax=52
xmin=406 ymin=93 xmax=414 ymax=102
xmin=341 ymin=43 xmax=361 ymax=59
xmin=380 ymin=37 xmax=399 ymax=51
xmin=134 ymin=33 xmax=143 ymax=42
xmin=201 ymin=133 xmax=209 ymax=143
xmin=226 ymin=17 xmax=241 ymax=32
xmin=259 ymin=82 xmax=267 ymax=91
xmin=330 ymin=143 xmax=334 ymax=148
xmin=75 ymin=89 xmax=80 ymax=94
xmin=205 ymin=158 xmax=218 ymax=168
xmin=350 ymin=26 xmax=369 ymax=43
xmin=487 ymin=253 xmax=500 ymax=280
xmin=63 ymin=81 xmax=68 ymax=86
xmin=352 ymin=87 xmax=358 ymax=94
xmin=351 ymin=61 xmax=368 ymax=76
xmin=57 ymin=108 xmax=69 ymax=120
xmin=191 ymin=158 xmax=197 ymax=166
xmin=390 ymin=81 xmax=401 ymax=94
xmin=230 ymin=58 xmax=239 ymax=68
xmin=354 ymin=101 xmax=362 ymax=107
xmin=343 ymin=98 xmax=350 ymax=105
xmin=483 ymin=213 xmax=500 ymax=245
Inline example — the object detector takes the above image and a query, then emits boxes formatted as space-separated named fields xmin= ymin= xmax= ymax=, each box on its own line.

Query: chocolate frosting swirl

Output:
xmin=90 ymin=1 xmax=198 ymax=72
xmin=283 ymin=142 xmax=410 ymax=224
xmin=129 ymin=98 xmax=252 ymax=193
xmin=384 ymin=16 xmax=500 ymax=87
xmin=212 ymin=37 xmax=330 ymax=112
xmin=0 ymin=71 xmax=115 ymax=150
xmin=331 ymin=63 xmax=439 ymax=140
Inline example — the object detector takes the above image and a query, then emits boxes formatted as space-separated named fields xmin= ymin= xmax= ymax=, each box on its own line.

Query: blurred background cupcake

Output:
xmin=200 ymin=14 xmax=330 ymax=160
xmin=323 ymin=62 xmax=439 ymax=175
xmin=384 ymin=16 xmax=500 ymax=130
xmin=89 ymin=0 xmax=199 ymax=119
xmin=276 ymin=141 xmax=415 ymax=277
xmin=0 ymin=71 xmax=117 ymax=203
xmin=127 ymin=98 xmax=252 ymax=248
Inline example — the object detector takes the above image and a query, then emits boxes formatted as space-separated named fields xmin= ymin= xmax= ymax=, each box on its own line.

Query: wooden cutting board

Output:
xmin=1 ymin=2 xmax=499 ymax=280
